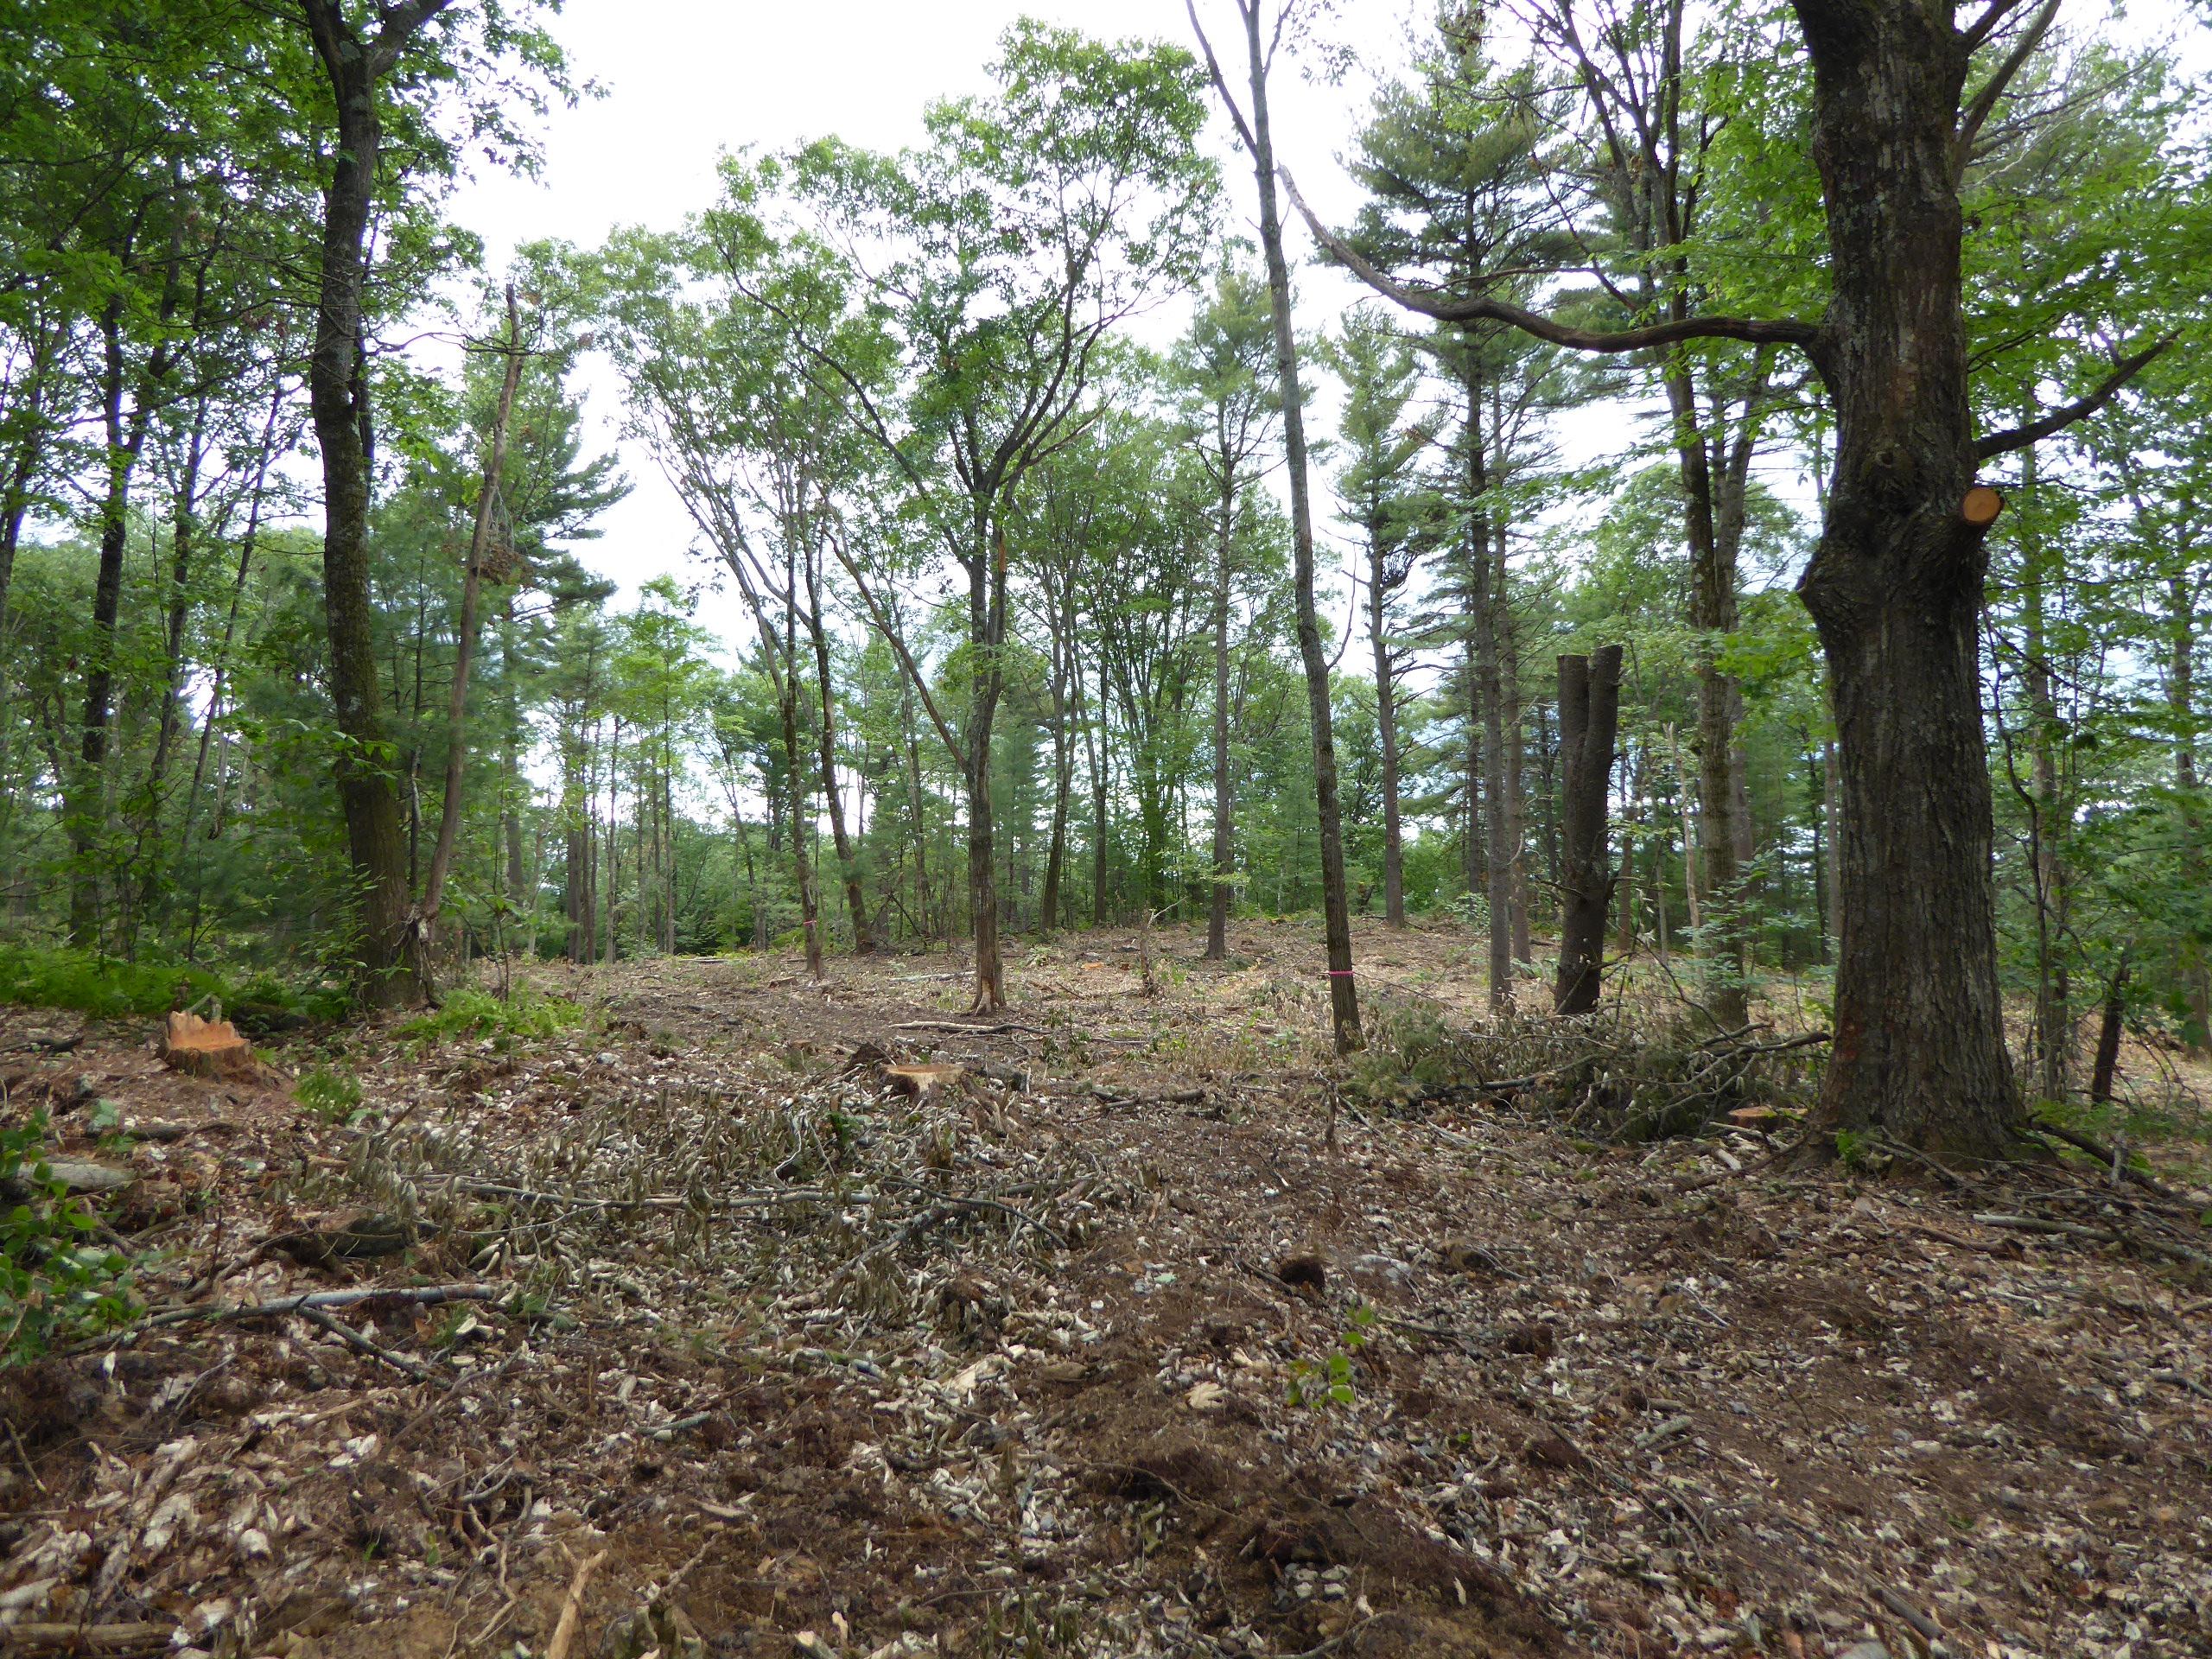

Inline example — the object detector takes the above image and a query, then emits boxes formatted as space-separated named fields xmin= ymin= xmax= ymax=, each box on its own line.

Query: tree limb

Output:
xmin=1954 ymin=0 xmax=2061 ymax=185
xmin=1278 ymin=166 xmax=1823 ymax=358
xmin=1974 ymin=338 xmax=2171 ymax=461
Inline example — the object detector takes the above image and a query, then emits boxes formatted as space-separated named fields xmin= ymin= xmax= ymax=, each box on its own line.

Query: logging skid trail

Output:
xmin=2 ymin=923 xmax=2209 ymax=1658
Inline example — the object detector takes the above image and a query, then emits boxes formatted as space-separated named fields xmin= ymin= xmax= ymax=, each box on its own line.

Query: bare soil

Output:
xmin=3 ymin=920 xmax=2209 ymax=1658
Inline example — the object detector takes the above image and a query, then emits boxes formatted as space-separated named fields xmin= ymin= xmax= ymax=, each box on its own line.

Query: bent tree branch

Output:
xmin=1278 ymin=168 xmax=1826 ymax=360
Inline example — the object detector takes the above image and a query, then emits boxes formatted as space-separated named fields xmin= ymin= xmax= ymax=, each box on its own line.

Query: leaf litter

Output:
xmin=0 ymin=920 xmax=2207 ymax=1658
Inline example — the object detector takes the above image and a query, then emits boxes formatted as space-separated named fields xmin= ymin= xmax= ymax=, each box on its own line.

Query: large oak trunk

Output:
xmin=1794 ymin=0 xmax=2018 ymax=1157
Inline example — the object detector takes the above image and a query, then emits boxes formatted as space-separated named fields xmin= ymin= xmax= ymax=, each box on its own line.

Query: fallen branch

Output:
xmin=2018 ymin=1119 xmax=2188 ymax=1204
xmin=889 ymin=1019 xmax=1040 ymax=1035
xmin=1970 ymin=1212 xmax=2212 ymax=1268
xmin=1872 ymin=1582 xmax=1951 ymax=1655
xmin=137 ymin=1282 xmax=505 ymax=1332
xmin=544 ymin=1547 xmax=608 ymax=1659
xmin=878 ymin=1176 xmax=1070 ymax=1249
xmin=295 ymin=1302 xmax=436 ymax=1383
xmin=440 ymin=1177 xmax=835 ymax=1214
xmin=2 ymin=1624 xmax=173 ymax=1652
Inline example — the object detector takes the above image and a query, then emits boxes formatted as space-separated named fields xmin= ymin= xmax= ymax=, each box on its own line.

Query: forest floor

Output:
xmin=3 ymin=920 xmax=2210 ymax=1659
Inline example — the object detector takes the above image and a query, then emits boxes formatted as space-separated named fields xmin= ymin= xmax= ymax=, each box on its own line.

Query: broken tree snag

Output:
xmin=1961 ymin=485 xmax=2005 ymax=527
xmin=159 ymin=1008 xmax=256 ymax=1079
xmin=1553 ymin=645 xmax=1624 ymax=1017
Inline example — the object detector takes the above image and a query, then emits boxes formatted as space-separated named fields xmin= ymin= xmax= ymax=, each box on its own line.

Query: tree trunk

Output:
xmin=1090 ymin=648 xmax=1110 ymax=926
xmin=2168 ymin=573 xmax=2208 ymax=1052
xmin=1554 ymin=647 xmax=1623 ymax=1014
xmin=1207 ymin=467 xmax=1235 ymax=959
xmin=1794 ymin=0 xmax=2017 ymax=1156
xmin=301 ymin=0 xmax=447 ymax=1007
xmin=419 ymin=285 xmax=526 ymax=960
xmin=2089 ymin=955 xmax=2128 ymax=1105
xmin=1821 ymin=736 xmax=1840 ymax=963
xmin=67 ymin=299 xmax=164 ymax=948
xmin=964 ymin=518 xmax=1007 ymax=1010
xmin=2018 ymin=439 xmax=2071 ymax=1097
xmin=1500 ymin=543 xmax=1532 ymax=965
xmin=1230 ymin=0 xmax=1359 ymax=1051
xmin=1671 ymin=361 xmax=1751 ymax=1033
xmin=1369 ymin=524 xmax=1406 ymax=928
xmin=802 ymin=547 xmax=872 ymax=955
xmin=1472 ymin=499 xmax=1512 ymax=1014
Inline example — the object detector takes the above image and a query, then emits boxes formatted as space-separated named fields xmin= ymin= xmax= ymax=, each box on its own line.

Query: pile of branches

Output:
xmin=308 ymin=1055 xmax=1146 ymax=1333
xmin=1357 ymin=995 xmax=1827 ymax=1142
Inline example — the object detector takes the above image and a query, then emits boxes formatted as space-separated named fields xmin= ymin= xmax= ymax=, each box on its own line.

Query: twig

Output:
xmin=296 ymin=1302 xmax=438 ymax=1383
xmin=1873 ymin=1582 xmax=1950 ymax=1654
xmin=1 ymin=1625 xmax=175 ymax=1652
xmin=877 ymin=1177 xmax=1070 ymax=1248
xmin=437 ymin=1176 xmax=835 ymax=1214
xmin=2152 ymin=1368 xmax=2212 ymax=1401
xmin=2018 ymin=1119 xmax=2188 ymax=1203
xmin=1283 ymin=1615 xmax=1385 ymax=1658
xmin=1969 ymin=1212 xmax=2212 ymax=1268
xmin=6 ymin=1414 xmax=48 ymax=1494
xmin=890 ymin=1020 xmax=1040 ymax=1035
xmin=137 ymin=1282 xmax=505 ymax=1330
xmin=544 ymin=1547 xmax=608 ymax=1659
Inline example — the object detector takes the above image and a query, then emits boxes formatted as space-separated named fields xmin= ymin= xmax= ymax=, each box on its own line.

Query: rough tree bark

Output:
xmin=300 ymin=0 xmax=453 ymax=1007
xmin=1791 ymin=0 xmax=2020 ymax=1155
xmin=1554 ymin=646 xmax=1624 ymax=1015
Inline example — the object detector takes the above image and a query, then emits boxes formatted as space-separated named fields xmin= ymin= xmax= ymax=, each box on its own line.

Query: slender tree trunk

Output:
xmin=1090 ymin=648 xmax=1110 ymax=926
xmin=1208 ymin=467 xmax=1235 ymax=958
xmin=67 ymin=299 xmax=166 ymax=947
xmin=802 ymin=543 xmax=872 ymax=954
xmin=2166 ymin=572 xmax=2207 ymax=1052
xmin=1795 ymin=0 xmax=2017 ymax=1155
xmin=1219 ymin=0 xmax=1359 ymax=1050
xmin=964 ymin=517 xmax=1007 ymax=1009
xmin=1555 ymin=647 xmax=1624 ymax=1014
xmin=1369 ymin=524 xmax=1406 ymax=928
xmin=2018 ymin=439 xmax=2071 ymax=1097
xmin=419 ymin=286 xmax=526 ymax=963
xmin=301 ymin=0 xmax=449 ymax=1007
xmin=603 ymin=720 xmax=621 ymax=967
xmin=2089 ymin=954 xmax=2128 ymax=1105
xmin=1669 ymin=365 xmax=1751 ymax=1032
xmin=1501 ymin=542 xmax=1532 ymax=965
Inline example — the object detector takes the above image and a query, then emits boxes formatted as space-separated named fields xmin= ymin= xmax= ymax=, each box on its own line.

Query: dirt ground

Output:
xmin=2 ymin=919 xmax=2209 ymax=1658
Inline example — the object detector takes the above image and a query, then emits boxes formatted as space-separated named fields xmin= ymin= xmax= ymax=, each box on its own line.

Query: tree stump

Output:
xmin=159 ymin=1009 xmax=256 ymax=1080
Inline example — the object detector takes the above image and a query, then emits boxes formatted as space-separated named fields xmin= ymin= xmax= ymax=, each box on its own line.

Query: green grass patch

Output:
xmin=397 ymin=987 xmax=583 ymax=1050
xmin=0 ymin=943 xmax=344 ymax=1024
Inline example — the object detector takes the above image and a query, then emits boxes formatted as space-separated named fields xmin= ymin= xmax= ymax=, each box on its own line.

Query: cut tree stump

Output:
xmin=159 ymin=1009 xmax=256 ymax=1080
xmin=884 ymin=1063 xmax=963 ymax=1103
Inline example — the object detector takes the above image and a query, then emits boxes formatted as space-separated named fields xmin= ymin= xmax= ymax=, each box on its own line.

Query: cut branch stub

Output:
xmin=1961 ymin=485 xmax=2004 ymax=527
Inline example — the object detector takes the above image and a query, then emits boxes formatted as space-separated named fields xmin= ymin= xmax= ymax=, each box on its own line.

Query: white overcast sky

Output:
xmin=436 ymin=0 xmax=2204 ymax=653
xmin=442 ymin=0 xmax=1450 ymax=643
